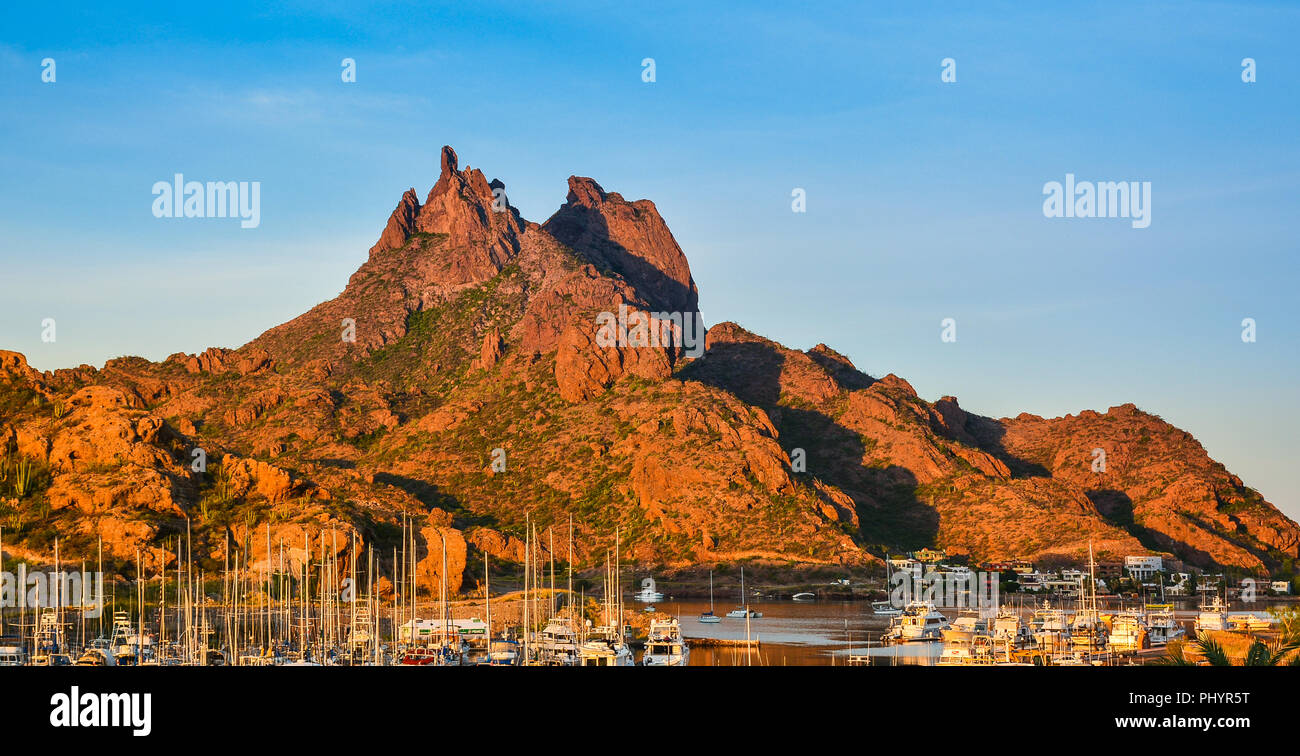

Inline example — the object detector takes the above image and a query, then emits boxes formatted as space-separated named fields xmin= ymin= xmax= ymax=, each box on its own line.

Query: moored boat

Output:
xmin=1107 ymin=609 xmax=1150 ymax=651
xmin=940 ymin=611 xmax=987 ymax=644
xmin=641 ymin=618 xmax=689 ymax=666
xmin=1195 ymin=595 xmax=1229 ymax=636
xmin=699 ymin=571 xmax=722 ymax=623
xmin=1140 ymin=604 xmax=1185 ymax=646
xmin=883 ymin=601 xmax=950 ymax=643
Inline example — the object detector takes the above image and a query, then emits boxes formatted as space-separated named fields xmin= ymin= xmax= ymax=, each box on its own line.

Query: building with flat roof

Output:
xmin=1124 ymin=556 xmax=1164 ymax=580
xmin=911 ymin=548 xmax=948 ymax=564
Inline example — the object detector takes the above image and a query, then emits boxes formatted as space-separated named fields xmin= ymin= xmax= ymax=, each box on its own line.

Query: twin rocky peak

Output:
xmin=366 ymin=145 xmax=699 ymax=316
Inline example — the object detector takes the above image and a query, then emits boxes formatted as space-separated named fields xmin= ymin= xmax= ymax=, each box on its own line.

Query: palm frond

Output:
xmin=1196 ymin=636 xmax=1233 ymax=666
xmin=1156 ymin=640 xmax=1195 ymax=666
xmin=1243 ymin=639 xmax=1271 ymax=666
xmin=1267 ymin=641 xmax=1300 ymax=666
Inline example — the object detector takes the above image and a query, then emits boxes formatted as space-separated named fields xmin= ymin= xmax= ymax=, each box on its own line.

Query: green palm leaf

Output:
xmin=1196 ymin=636 xmax=1232 ymax=666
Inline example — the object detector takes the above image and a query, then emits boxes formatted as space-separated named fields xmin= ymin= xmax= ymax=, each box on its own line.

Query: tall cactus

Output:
xmin=14 ymin=457 xmax=32 ymax=498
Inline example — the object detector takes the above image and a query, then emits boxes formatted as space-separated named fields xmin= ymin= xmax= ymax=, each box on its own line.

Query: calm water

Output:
xmin=651 ymin=597 xmax=1295 ymax=666
xmin=649 ymin=599 xmax=929 ymax=666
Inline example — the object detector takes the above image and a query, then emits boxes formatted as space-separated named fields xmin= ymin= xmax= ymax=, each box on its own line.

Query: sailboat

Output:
xmin=872 ymin=559 xmax=902 ymax=616
xmin=698 ymin=571 xmax=721 ymax=623
xmin=725 ymin=567 xmax=762 ymax=618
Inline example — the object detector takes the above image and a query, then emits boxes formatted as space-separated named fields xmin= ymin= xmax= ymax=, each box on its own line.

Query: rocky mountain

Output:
xmin=1 ymin=147 xmax=1296 ymax=588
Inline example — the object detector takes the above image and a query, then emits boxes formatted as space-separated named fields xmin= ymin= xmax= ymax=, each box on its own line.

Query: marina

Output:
xmin=2 ymin=523 xmax=1294 ymax=668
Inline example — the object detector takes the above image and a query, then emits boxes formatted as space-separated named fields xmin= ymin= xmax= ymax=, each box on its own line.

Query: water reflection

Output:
xmin=658 ymin=599 xmax=927 ymax=666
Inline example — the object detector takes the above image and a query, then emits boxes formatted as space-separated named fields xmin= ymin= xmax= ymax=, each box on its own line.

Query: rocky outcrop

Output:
xmin=369 ymin=188 xmax=421 ymax=257
xmin=415 ymin=525 xmax=467 ymax=594
xmin=553 ymin=312 xmax=676 ymax=402
xmin=222 ymin=456 xmax=299 ymax=503
xmin=414 ymin=145 xmax=522 ymax=279
xmin=0 ymin=350 xmax=44 ymax=385
xmin=544 ymin=176 xmax=698 ymax=314
xmin=467 ymin=527 xmax=527 ymax=563
xmin=473 ymin=329 xmax=503 ymax=370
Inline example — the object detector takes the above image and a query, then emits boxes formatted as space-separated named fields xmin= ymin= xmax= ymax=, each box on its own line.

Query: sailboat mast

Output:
xmin=523 ymin=513 xmax=530 ymax=661
xmin=568 ymin=515 xmax=573 ymax=614
xmin=548 ymin=527 xmax=555 ymax=618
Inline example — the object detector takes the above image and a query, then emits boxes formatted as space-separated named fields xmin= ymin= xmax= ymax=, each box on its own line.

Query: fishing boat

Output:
xmin=535 ymin=617 xmax=582 ymax=666
xmin=1107 ymin=609 xmax=1150 ymax=651
xmin=109 ymin=610 xmax=153 ymax=665
xmin=1030 ymin=601 xmax=1069 ymax=634
xmin=578 ymin=625 xmax=635 ymax=666
xmin=74 ymin=645 xmax=116 ymax=666
xmin=641 ymin=618 xmax=689 ymax=666
xmin=1194 ymin=595 xmax=1229 ymax=636
xmin=990 ymin=607 xmax=1033 ymax=648
xmin=699 ymin=571 xmax=722 ymax=623
xmin=1145 ymin=605 xmax=1185 ymax=645
xmin=1069 ymin=609 xmax=1108 ymax=650
xmin=882 ymin=600 xmax=950 ymax=643
xmin=30 ymin=608 xmax=73 ymax=666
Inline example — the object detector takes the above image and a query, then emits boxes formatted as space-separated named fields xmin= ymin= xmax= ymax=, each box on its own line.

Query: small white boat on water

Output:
xmin=871 ymin=600 xmax=902 ymax=617
xmin=792 ymin=592 xmax=816 ymax=602
xmin=725 ymin=567 xmax=762 ymax=618
xmin=699 ymin=571 xmax=722 ymax=623
xmin=633 ymin=577 xmax=665 ymax=603
xmin=485 ymin=639 xmax=520 ymax=666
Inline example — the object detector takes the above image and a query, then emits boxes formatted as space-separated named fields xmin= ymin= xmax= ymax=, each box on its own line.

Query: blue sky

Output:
xmin=2 ymin=1 xmax=1297 ymax=519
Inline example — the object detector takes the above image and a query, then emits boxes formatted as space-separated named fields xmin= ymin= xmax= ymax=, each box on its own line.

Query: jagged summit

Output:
xmin=369 ymin=145 xmax=522 ymax=264
xmin=544 ymin=175 xmax=698 ymax=314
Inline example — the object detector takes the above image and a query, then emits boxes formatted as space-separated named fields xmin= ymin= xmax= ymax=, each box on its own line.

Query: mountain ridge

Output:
xmin=1 ymin=146 xmax=1295 ymax=589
